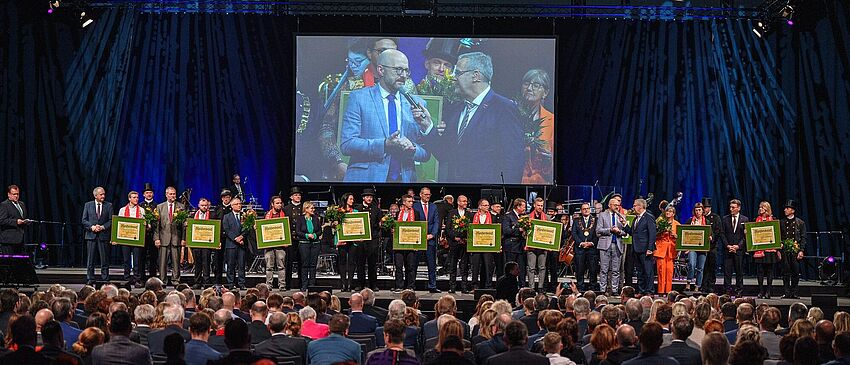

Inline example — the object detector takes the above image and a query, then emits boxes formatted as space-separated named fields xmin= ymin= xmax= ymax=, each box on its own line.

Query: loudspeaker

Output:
xmin=474 ymin=289 xmax=496 ymax=300
xmin=812 ymin=294 xmax=838 ymax=308
xmin=0 ymin=255 xmax=39 ymax=287
xmin=308 ymin=285 xmax=333 ymax=294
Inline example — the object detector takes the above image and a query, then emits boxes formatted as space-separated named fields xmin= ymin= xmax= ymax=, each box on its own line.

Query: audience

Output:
xmin=185 ymin=312 xmax=223 ymax=365
xmin=300 ymin=306 xmax=330 ymax=340
xmin=254 ymin=312 xmax=308 ymax=364
xmin=366 ymin=319 xmax=419 ymax=365
xmin=91 ymin=310 xmax=151 ymax=365
xmin=485 ymin=320 xmax=548 ymax=365
xmin=40 ymin=320 xmax=82 ymax=363
xmin=424 ymin=335 xmax=473 ymax=365
xmin=209 ymin=319 xmax=267 ymax=365
xmin=622 ymin=322 xmax=678 ymax=365
xmin=349 ymin=293 xmax=379 ymax=334
xmin=148 ymin=303 xmax=191 ymax=357
xmin=307 ymin=314 xmax=361 ymax=365
xmin=701 ymin=332 xmax=730 ymax=365
xmin=247 ymin=301 xmax=271 ymax=344
xmin=659 ymin=316 xmax=701 ymax=365
xmin=164 ymin=332 xmax=187 ymax=365
xmin=72 ymin=327 xmax=105 ymax=364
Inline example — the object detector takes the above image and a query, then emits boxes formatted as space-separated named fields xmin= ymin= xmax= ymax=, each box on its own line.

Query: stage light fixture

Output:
xmin=48 ymin=0 xmax=59 ymax=14
xmin=81 ymin=11 xmax=93 ymax=28
xmin=752 ymin=20 xmax=770 ymax=38
xmin=403 ymin=0 xmax=434 ymax=16
xmin=819 ymin=256 xmax=838 ymax=283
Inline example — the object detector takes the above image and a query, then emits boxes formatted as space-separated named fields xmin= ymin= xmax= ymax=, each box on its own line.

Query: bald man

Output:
xmin=35 ymin=308 xmax=54 ymax=346
xmin=347 ymin=293 xmax=378 ymax=334
xmin=340 ymin=49 xmax=433 ymax=183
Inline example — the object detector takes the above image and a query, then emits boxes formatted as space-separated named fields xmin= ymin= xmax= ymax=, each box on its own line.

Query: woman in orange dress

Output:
xmin=654 ymin=206 xmax=679 ymax=294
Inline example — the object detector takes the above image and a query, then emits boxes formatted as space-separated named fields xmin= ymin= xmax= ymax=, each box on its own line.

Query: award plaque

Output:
xmin=338 ymin=212 xmax=372 ymax=242
xmin=675 ymin=225 xmax=711 ymax=251
xmin=525 ymin=219 xmax=563 ymax=251
xmin=393 ymin=221 xmax=427 ymax=251
xmin=745 ymin=221 xmax=782 ymax=251
xmin=111 ymin=216 xmax=146 ymax=247
xmin=467 ymin=224 xmax=502 ymax=253
xmin=254 ymin=217 xmax=292 ymax=249
xmin=186 ymin=219 xmax=222 ymax=249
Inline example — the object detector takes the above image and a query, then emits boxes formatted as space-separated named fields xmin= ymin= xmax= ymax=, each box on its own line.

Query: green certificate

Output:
xmin=467 ymin=224 xmax=502 ymax=253
xmin=338 ymin=212 xmax=372 ymax=242
xmin=745 ymin=220 xmax=782 ymax=251
xmin=111 ymin=216 xmax=146 ymax=247
xmin=393 ymin=221 xmax=427 ymax=251
xmin=255 ymin=217 xmax=292 ymax=249
xmin=622 ymin=215 xmax=636 ymax=245
xmin=525 ymin=219 xmax=563 ymax=251
xmin=675 ymin=225 xmax=711 ymax=251
xmin=186 ymin=219 xmax=221 ymax=249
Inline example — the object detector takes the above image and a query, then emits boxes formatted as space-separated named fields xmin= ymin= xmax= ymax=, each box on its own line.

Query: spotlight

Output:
xmin=48 ymin=0 xmax=59 ymax=14
xmin=820 ymin=256 xmax=838 ymax=283
xmin=81 ymin=11 xmax=93 ymax=28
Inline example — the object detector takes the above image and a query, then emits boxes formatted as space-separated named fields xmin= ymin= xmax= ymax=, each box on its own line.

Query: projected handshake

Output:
xmin=294 ymin=36 xmax=556 ymax=185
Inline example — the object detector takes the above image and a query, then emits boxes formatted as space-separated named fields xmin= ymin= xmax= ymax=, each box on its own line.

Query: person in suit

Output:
xmin=138 ymin=183 xmax=158 ymax=285
xmin=484 ymin=320 xmax=549 ymax=365
xmin=360 ymin=289 xmax=389 ymax=325
xmin=282 ymin=186 xmax=305 ymax=291
xmin=759 ymin=307 xmax=782 ymax=360
xmin=188 ymin=198 xmax=214 ymax=289
xmin=659 ymin=316 xmax=702 ymax=365
xmin=307 ymin=314 xmax=362 ymax=365
xmin=425 ymin=334 xmax=475 ymax=365
xmin=621 ymin=322 xmax=679 ymax=365
xmin=51 ymin=297 xmax=82 ymax=351
xmin=623 ymin=198 xmax=657 ymax=295
xmin=147 ymin=304 xmax=190 ymax=357
xmin=412 ymin=187 xmax=442 ymax=293
xmin=210 ymin=189 xmax=232 ymax=286
xmin=700 ymin=198 xmax=723 ymax=293
xmin=393 ymin=195 xmax=421 ymax=291
xmin=208 ymin=319 xmax=269 ymax=365
xmin=347 ymin=293 xmax=378 ymax=334
xmin=721 ymin=199 xmax=748 ymax=295
xmin=153 ymin=186 xmax=186 ymax=285
xmin=114 ymin=191 xmax=143 ymax=285
xmin=222 ymin=197 xmax=248 ymax=289
xmin=446 ymin=195 xmax=474 ymax=293
xmin=228 ymin=174 xmax=245 ymax=201
xmin=596 ymin=198 xmax=628 ymax=295
xmin=474 ymin=314 xmax=512 ymax=364
xmin=131 ymin=304 xmax=155 ymax=347
xmin=0 ymin=316 xmax=48 ymax=364
xmin=247 ymin=301 xmax=271 ymax=345
xmin=184 ymin=313 xmax=222 ymax=365
xmin=502 ymin=198 xmax=528 ymax=287
xmin=355 ymin=188 xmax=383 ymax=290
xmin=572 ymin=202 xmax=598 ymax=292
xmin=339 ymin=49 xmax=432 ymax=183
xmin=254 ymin=312 xmax=308 ymax=364
xmin=39 ymin=320 xmax=83 ymax=363
xmin=295 ymin=201 xmax=322 ymax=291
xmin=470 ymin=198 xmax=497 ymax=290
xmin=419 ymin=51 xmax=526 ymax=184
xmin=0 ymin=185 xmax=29 ymax=254
xmin=82 ymin=186 xmax=113 ymax=284
xmin=91 ymin=311 xmax=152 ymax=365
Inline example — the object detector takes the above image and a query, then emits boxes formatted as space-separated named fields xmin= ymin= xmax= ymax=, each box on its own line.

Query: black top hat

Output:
xmin=362 ymin=188 xmax=376 ymax=197
xmin=546 ymin=201 xmax=558 ymax=211
xmin=289 ymin=186 xmax=303 ymax=196
xmin=701 ymin=197 xmax=712 ymax=207
xmin=422 ymin=38 xmax=461 ymax=65
xmin=220 ymin=189 xmax=232 ymax=197
xmin=784 ymin=199 xmax=797 ymax=210
xmin=143 ymin=183 xmax=154 ymax=193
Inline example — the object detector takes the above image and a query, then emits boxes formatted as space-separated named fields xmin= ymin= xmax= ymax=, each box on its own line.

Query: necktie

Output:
xmin=387 ymin=94 xmax=401 ymax=181
xmin=13 ymin=202 xmax=22 ymax=218
xmin=423 ymin=203 xmax=428 ymax=221
xmin=236 ymin=213 xmax=241 ymax=222
xmin=169 ymin=203 xmax=173 ymax=221
xmin=611 ymin=214 xmax=617 ymax=244
xmin=732 ymin=215 xmax=738 ymax=233
xmin=457 ymin=100 xmax=475 ymax=141
xmin=96 ymin=203 xmax=101 ymax=218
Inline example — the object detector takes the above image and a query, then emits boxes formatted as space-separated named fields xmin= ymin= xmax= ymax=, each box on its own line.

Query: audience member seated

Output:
xmin=131 ymin=304 xmax=155 ymax=347
xmin=825 ymin=332 xmax=850 ymax=365
xmin=72 ymin=327 xmax=105 ymax=365
xmin=254 ymin=312 xmax=308 ymax=364
xmin=474 ymin=313 xmax=512 ymax=365
xmin=817 ymin=320 xmax=838 ymax=364
xmin=208 ymin=309 xmax=232 ymax=354
xmin=606 ymin=324 xmax=640 ymax=365
xmin=40 ymin=320 xmax=83 ymax=363
xmin=725 ymin=303 xmax=754 ymax=344
xmin=700 ymin=332 xmax=730 ymax=365
xmin=148 ymin=303 xmax=191 ymax=357
xmin=424 ymin=335 xmax=474 ymax=365
xmin=521 ymin=294 xmax=550 ymax=335
xmin=365 ymin=319 xmax=419 ymax=365
xmin=658 ymin=316 xmax=701 ymax=365
xmin=91 ymin=310 xmax=152 ymax=365
xmin=361 ymin=289 xmax=388 ymax=324
xmin=208 ymin=319 xmax=269 ymax=365
xmin=422 ymin=316 xmax=474 ymax=363
xmin=34 ymin=307 xmax=53 ymax=347
xmin=620 ymin=322 xmax=677 ymax=365
xmin=485 ymin=320 xmax=548 ymax=365
xmin=728 ymin=339 xmax=767 ymax=365
xmin=375 ymin=300 xmax=421 ymax=351
xmin=794 ymin=336 xmax=820 ymax=365
xmin=349 ymin=293 xmax=379 ymax=335
xmin=0 ymin=315 xmax=49 ymax=364
xmin=760 ymin=306 xmax=783 ymax=359
xmin=542 ymin=332 xmax=575 ymax=365
xmin=247 ymin=300 xmax=271 ymax=345
xmin=308 ymin=314 xmax=362 ymax=365
xmin=300 ymin=306 xmax=330 ymax=340
xmin=185 ymin=312 xmax=223 ymax=365
xmin=164 ymin=332 xmax=187 ymax=365
xmin=424 ymin=296 xmax=470 ymax=341
xmin=52 ymin=297 xmax=82 ymax=351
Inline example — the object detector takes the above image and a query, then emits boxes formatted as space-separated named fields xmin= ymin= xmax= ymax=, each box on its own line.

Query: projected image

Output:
xmin=294 ymin=36 xmax=556 ymax=185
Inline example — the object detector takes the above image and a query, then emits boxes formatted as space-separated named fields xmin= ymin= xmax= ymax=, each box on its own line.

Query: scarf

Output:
xmin=121 ymin=204 xmax=141 ymax=218
xmin=398 ymin=207 xmax=415 ymax=222
xmin=194 ymin=210 xmax=210 ymax=220
xmin=265 ymin=209 xmax=285 ymax=219
xmin=473 ymin=210 xmax=492 ymax=224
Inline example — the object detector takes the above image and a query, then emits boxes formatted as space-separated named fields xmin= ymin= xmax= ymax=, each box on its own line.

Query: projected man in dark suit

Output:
xmin=339 ymin=49 xmax=432 ymax=183
xmin=419 ymin=51 xmax=526 ymax=184
xmin=721 ymin=199 xmax=748 ymax=295
xmin=82 ymin=186 xmax=113 ymax=284
xmin=0 ymin=185 xmax=29 ymax=254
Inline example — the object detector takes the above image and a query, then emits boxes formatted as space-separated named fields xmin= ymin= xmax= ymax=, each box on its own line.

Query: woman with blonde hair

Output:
xmin=72 ymin=327 xmax=106 ymax=364
xmin=474 ymin=309 xmax=498 ymax=344
xmin=735 ymin=323 xmax=762 ymax=346
xmin=789 ymin=318 xmax=815 ymax=338
xmin=807 ymin=307 xmax=824 ymax=325
xmin=589 ymin=324 xmax=616 ymax=364
xmin=753 ymin=201 xmax=779 ymax=298
xmin=329 ymin=295 xmax=341 ymax=313
xmin=647 ymin=299 xmax=666 ymax=323
xmin=834 ymin=311 xmax=850 ymax=334
xmin=468 ymin=295 xmax=494 ymax=329
xmin=422 ymin=318 xmax=474 ymax=363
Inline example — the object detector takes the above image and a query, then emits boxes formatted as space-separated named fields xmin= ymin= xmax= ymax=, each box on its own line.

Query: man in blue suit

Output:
xmin=347 ymin=293 xmax=378 ymax=335
xmin=222 ymin=197 xmax=248 ymax=290
xmin=413 ymin=187 xmax=441 ymax=293
xmin=418 ymin=51 xmax=526 ymax=184
xmin=624 ymin=199 xmax=657 ymax=295
xmin=340 ymin=49 xmax=432 ymax=183
xmin=307 ymin=314 xmax=362 ymax=365
xmin=81 ymin=186 xmax=112 ymax=284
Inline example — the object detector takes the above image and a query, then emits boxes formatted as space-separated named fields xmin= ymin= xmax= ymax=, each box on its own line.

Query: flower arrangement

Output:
xmin=656 ymin=217 xmax=673 ymax=235
xmin=240 ymin=209 xmax=257 ymax=231
xmin=782 ymin=238 xmax=800 ymax=255
xmin=324 ymin=205 xmax=346 ymax=225
xmin=518 ymin=215 xmax=533 ymax=236
xmin=452 ymin=215 xmax=470 ymax=237
xmin=380 ymin=214 xmax=396 ymax=232
xmin=172 ymin=208 xmax=189 ymax=227
xmin=415 ymin=69 xmax=460 ymax=103
xmin=144 ymin=206 xmax=159 ymax=228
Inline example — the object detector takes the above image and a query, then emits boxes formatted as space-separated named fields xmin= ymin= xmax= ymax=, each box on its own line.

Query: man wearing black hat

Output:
xmin=355 ymin=188 xmax=382 ymax=290
xmin=415 ymin=38 xmax=461 ymax=102
xmin=780 ymin=200 xmax=807 ymax=299
xmin=700 ymin=198 xmax=723 ymax=293
xmin=212 ymin=189 xmax=234 ymax=285
xmin=446 ymin=195 xmax=474 ymax=293
xmin=282 ymin=187 xmax=305 ymax=290
xmin=138 ymin=183 xmax=158 ymax=284
xmin=543 ymin=202 xmax=564 ymax=292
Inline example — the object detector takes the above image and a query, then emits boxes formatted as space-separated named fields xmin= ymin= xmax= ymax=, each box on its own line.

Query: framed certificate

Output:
xmin=467 ymin=224 xmax=501 ymax=253
xmin=525 ymin=219 xmax=563 ymax=251
xmin=745 ymin=221 xmax=782 ymax=251
xmin=255 ymin=217 xmax=292 ymax=249
xmin=110 ymin=216 xmax=146 ymax=247
xmin=338 ymin=212 xmax=372 ymax=242
xmin=621 ymin=215 xmax=636 ymax=245
xmin=186 ymin=219 xmax=221 ymax=249
xmin=393 ymin=221 xmax=427 ymax=251
xmin=675 ymin=225 xmax=711 ymax=251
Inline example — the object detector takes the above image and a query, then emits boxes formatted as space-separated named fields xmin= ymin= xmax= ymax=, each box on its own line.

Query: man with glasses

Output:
xmin=339 ymin=49 xmax=433 ymax=183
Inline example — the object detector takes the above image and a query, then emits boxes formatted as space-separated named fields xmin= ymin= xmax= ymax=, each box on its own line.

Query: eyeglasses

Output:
xmin=453 ymin=68 xmax=476 ymax=77
xmin=380 ymin=65 xmax=411 ymax=76
xmin=371 ymin=47 xmax=394 ymax=54
xmin=522 ymin=81 xmax=546 ymax=91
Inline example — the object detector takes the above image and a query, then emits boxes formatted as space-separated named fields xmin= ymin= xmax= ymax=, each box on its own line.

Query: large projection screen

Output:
xmin=294 ymin=35 xmax=556 ymax=185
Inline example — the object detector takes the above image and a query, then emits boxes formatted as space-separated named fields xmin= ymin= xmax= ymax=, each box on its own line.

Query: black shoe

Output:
xmin=781 ymin=294 xmax=792 ymax=299
xmin=766 ymin=293 xmax=772 ymax=299
xmin=462 ymin=288 xmax=472 ymax=294
xmin=429 ymin=288 xmax=442 ymax=293
xmin=448 ymin=288 xmax=456 ymax=293
xmin=239 ymin=285 xmax=247 ymax=290
xmin=757 ymin=293 xmax=764 ymax=299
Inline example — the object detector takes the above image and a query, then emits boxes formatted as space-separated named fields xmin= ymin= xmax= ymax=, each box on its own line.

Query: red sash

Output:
xmin=530 ymin=210 xmax=547 ymax=221
xmin=398 ymin=208 xmax=414 ymax=222
xmin=473 ymin=211 xmax=492 ymax=224
xmin=194 ymin=210 xmax=210 ymax=220
xmin=265 ymin=210 xmax=285 ymax=219
xmin=690 ymin=216 xmax=706 ymax=225
xmin=121 ymin=204 xmax=141 ymax=218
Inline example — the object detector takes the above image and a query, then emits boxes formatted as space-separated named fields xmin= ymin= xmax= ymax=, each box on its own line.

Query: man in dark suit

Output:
xmin=495 ymin=261 xmax=520 ymax=302
xmin=212 ymin=189 xmax=233 ymax=285
xmin=130 ymin=304 xmax=154 ymax=347
xmin=282 ymin=187 xmax=304 ymax=290
xmin=348 ymin=293 xmax=378 ymax=334
xmin=185 ymin=312 xmax=223 ymax=365
xmin=413 ymin=187 xmax=442 ymax=293
xmin=355 ymin=188 xmax=383 ymax=290
xmin=485 ymin=320 xmax=549 ymax=365
xmin=229 ymin=174 xmax=245 ymax=201
xmin=147 ymin=304 xmax=191 ymax=357
xmin=621 ymin=322 xmax=679 ymax=365
xmin=572 ymin=202 xmax=598 ymax=292
xmin=254 ymin=312 xmax=308 ymax=364
xmin=606 ymin=325 xmax=640 ymax=364
xmin=446 ymin=195 xmax=474 ymax=293
xmin=474 ymin=314 xmax=511 ymax=365
xmin=502 ymin=198 xmax=527 ymax=286
xmin=82 ymin=186 xmax=113 ymax=284
xmin=209 ymin=319 xmax=269 ymax=365
xmin=247 ymin=301 xmax=271 ymax=345
xmin=420 ymin=52 xmax=525 ymax=184
xmin=721 ymin=199 xmax=748 ymax=295
xmin=91 ymin=311 xmax=152 ymax=365
xmin=360 ymin=288 xmax=388 ymax=324
xmin=50 ymin=297 xmax=81 ymax=351
xmin=207 ymin=309 xmax=231 ymax=354
xmin=39 ymin=320 xmax=82 ymax=363
xmin=222 ymin=197 xmax=248 ymax=289
xmin=0 ymin=316 xmax=48 ymax=364
xmin=659 ymin=316 xmax=702 ymax=365
xmin=623 ymin=198 xmax=657 ymax=295
xmin=0 ymin=185 xmax=29 ymax=254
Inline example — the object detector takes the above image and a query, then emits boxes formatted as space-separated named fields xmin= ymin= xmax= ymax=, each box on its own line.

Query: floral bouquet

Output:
xmin=452 ymin=215 xmax=470 ymax=237
xmin=518 ymin=215 xmax=533 ymax=237
xmin=380 ymin=214 xmax=396 ymax=232
xmin=656 ymin=217 xmax=673 ymax=235
xmin=324 ymin=205 xmax=346 ymax=226
xmin=240 ymin=209 xmax=257 ymax=231
xmin=144 ymin=206 xmax=159 ymax=228
xmin=782 ymin=238 xmax=800 ymax=255
xmin=172 ymin=208 xmax=189 ymax=227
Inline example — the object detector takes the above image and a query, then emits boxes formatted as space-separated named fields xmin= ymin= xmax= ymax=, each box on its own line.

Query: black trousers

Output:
xmin=211 ymin=249 xmax=225 ymax=285
xmin=339 ymin=243 xmax=361 ymax=289
xmin=702 ymin=248 xmax=717 ymax=292
xmin=394 ymin=250 xmax=418 ymax=289
xmin=757 ymin=263 xmax=774 ymax=294
xmin=192 ymin=248 xmax=211 ymax=285
xmin=357 ymin=238 xmax=380 ymax=289
xmin=225 ymin=247 xmax=246 ymax=287
xmin=119 ymin=245 xmax=136 ymax=282
xmin=285 ymin=242 xmax=301 ymax=289
xmin=447 ymin=241 xmax=470 ymax=289
xmin=545 ymin=251 xmax=560 ymax=291
xmin=137 ymin=233 xmax=158 ymax=280
xmin=623 ymin=244 xmax=636 ymax=288
xmin=494 ymin=250 xmax=505 ymax=278
xmin=471 ymin=253 xmax=494 ymax=289
xmin=723 ymin=250 xmax=744 ymax=293
xmin=782 ymin=257 xmax=801 ymax=295
xmin=86 ymin=239 xmax=110 ymax=282
xmin=574 ymin=247 xmax=599 ymax=291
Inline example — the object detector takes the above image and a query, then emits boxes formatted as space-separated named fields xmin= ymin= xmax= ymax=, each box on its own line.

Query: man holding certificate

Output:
xmin=114 ymin=191 xmax=142 ymax=285
xmin=446 ymin=195 xmax=473 ymax=293
xmin=190 ymin=198 xmax=214 ymax=289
